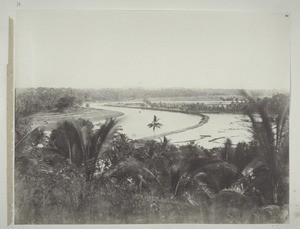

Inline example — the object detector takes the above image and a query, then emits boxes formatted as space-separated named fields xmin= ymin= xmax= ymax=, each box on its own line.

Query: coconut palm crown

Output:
xmin=147 ymin=115 xmax=163 ymax=138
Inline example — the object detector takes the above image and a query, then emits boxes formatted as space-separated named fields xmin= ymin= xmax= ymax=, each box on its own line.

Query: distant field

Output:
xmin=108 ymin=96 xmax=235 ymax=102
xmin=111 ymin=100 xmax=233 ymax=105
xmin=106 ymin=99 xmax=234 ymax=109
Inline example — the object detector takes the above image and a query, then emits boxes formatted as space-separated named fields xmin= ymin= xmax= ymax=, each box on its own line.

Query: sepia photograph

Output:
xmin=13 ymin=9 xmax=290 ymax=224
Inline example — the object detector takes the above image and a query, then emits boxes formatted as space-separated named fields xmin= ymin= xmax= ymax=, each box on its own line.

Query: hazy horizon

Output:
xmin=14 ymin=85 xmax=290 ymax=92
xmin=15 ymin=86 xmax=289 ymax=95
xmin=15 ymin=10 xmax=290 ymax=90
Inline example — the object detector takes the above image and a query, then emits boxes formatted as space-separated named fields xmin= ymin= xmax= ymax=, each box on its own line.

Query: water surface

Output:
xmin=90 ymin=103 xmax=252 ymax=148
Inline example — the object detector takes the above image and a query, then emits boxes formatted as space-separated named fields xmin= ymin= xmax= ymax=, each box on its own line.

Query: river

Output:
xmin=90 ymin=103 xmax=252 ymax=149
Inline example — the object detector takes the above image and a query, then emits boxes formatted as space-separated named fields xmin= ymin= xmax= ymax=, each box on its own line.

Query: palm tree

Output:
xmin=171 ymin=157 xmax=240 ymax=196
xmin=147 ymin=115 xmax=163 ymax=138
xmin=50 ymin=118 xmax=120 ymax=180
xmin=240 ymin=90 xmax=289 ymax=205
xmin=15 ymin=126 xmax=45 ymax=155
xmin=160 ymin=136 xmax=170 ymax=150
xmin=99 ymin=156 xmax=163 ymax=194
xmin=221 ymin=138 xmax=234 ymax=163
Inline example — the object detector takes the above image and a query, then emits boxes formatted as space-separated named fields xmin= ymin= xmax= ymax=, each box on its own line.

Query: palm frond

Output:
xmin=15 ymin=126 xmax=45 ymax=154
xmin=275 ymin=103 xmax=289 ymax=150
xmin=50 ymin=120 xmax=88 ymax=165
xmin=100 ymin=156 xmax=163 ymax=192
xmin=242 ymin=158 xmax=265 ymax=176
xmin=160 ymin=136 xmax=170 ymax=149
xmin=156 ymin=123 xmax=163 ymax=128
xmin=93 ymin=118 xmax=120 ymax=158
xmin=173 ymin=158 xmax=240 ymax=194
xmin=85 ymin=118 xmax=120 ymax=180
xmin=147 ymin=123 xmax=154 ymax=128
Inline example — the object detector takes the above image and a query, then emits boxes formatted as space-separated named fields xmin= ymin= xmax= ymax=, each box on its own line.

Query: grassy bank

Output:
xmin=30 ymin=107 xmax=124 ymax=130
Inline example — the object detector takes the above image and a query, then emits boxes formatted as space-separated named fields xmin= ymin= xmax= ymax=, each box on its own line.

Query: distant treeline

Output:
xmin=143 ymin=93 xmax=289 ymax=114
xmin=15 ymin=87 xmax=287 ymax=116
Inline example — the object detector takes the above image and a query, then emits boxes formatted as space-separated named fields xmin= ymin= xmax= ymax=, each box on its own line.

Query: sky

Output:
xmin=15 ymin=10 xmax=290 ymax=90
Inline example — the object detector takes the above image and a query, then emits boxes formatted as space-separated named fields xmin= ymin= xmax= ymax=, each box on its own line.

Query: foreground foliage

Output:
xmin=14 ymin=92 xmax=289 ymax=224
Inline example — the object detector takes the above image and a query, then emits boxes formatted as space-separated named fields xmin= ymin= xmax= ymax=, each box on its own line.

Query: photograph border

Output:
xmin=1 ymin=0 xmax=300 ymax=228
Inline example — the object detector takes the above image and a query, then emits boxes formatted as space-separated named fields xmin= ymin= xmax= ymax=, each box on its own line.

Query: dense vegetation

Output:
xmin=15 ymin=88 xmax=84 ymax=116
xmin=14 ymin=91 xmax=289 ymax=224
xmin=138 ymin=94 xmax=289 ymax=114
xmin=16 ymin=87 xmax=283 ymax=116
